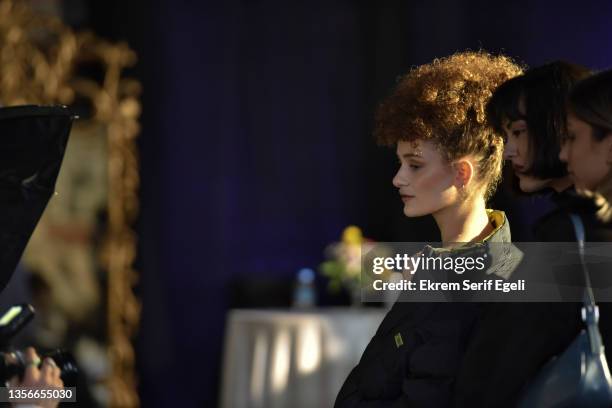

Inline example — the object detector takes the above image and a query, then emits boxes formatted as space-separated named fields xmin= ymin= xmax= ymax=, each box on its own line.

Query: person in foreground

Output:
xmin=0 ymin=106 xmax=73 ymax=408
xmin=5 ymin=348 xmax=63 ymax=408
xmin=334 ymin=51 xmax=521 ymax=407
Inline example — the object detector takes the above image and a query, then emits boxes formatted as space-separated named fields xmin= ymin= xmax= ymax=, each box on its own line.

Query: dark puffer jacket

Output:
xmin=334 ymin=210 xmax=513 ymax=407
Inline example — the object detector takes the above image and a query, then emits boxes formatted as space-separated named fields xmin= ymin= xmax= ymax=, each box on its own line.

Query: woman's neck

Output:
xmin=433 ymin=198 xmax=493 ymax=248
xmin=549 ymin=176 xmax=573 ymax=193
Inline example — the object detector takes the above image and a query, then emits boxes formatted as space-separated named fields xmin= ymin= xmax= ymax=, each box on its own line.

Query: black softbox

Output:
xmin=0 ymin=105 xmax=73 ymax=293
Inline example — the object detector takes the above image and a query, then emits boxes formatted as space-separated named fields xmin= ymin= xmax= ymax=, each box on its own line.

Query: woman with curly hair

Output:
xmin=334 ymin=51 xmax=522 ymax=407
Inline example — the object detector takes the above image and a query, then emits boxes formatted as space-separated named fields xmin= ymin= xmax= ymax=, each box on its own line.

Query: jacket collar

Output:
xmin=422 ymin=209 xmax=518 ymax=279
xmin=378 ymin=210 xmax=520 ymax=336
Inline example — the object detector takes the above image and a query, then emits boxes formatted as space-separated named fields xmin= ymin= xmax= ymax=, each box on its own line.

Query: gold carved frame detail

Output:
xmin=0 ymin=1 xmax=141 ymax=406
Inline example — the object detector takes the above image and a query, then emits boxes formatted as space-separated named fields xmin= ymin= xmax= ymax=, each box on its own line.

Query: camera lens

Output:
xmin=0 ymin=349 xmax=78 ymax=386
xmin=43 ymin=350 xmax=78 ymax=386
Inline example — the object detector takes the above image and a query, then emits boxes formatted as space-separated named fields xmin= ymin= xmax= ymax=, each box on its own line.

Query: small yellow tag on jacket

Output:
xmin=394 ymin=332 xmax=404 ymax=348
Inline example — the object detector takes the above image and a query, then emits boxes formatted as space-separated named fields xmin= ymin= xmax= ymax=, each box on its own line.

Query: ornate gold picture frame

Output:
xmin=0 ymin=1 xmax=141 ymax=406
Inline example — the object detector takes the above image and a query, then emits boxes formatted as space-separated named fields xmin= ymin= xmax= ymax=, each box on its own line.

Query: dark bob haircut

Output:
xmin=486 ymin=61 xmax=591 ymax=180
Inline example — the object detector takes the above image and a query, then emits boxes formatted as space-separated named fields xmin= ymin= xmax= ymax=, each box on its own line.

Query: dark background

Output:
xmin=63 ymin=0 xmax=612 ymax=406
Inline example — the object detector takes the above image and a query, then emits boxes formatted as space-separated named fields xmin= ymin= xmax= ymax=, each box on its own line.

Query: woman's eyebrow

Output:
xmin=506 ymin=119 xmax=527 ymax=129
xmin=401 ymin=153 xmax=423 ymax=159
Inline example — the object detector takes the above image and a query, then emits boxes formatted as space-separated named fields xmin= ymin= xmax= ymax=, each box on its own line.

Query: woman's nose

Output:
xmin=503 ymin=138 xmax=517 ymax=160
xmin=559 ymin=140 xmax=568 ymax=162
xmin=392 ymin=168 xmax=406 ymax=188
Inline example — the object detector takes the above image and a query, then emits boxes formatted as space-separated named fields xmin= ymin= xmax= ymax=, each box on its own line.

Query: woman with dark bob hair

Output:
xmin=334 ymin=51 xmax=522 ymax=407
xmin=487 ymin=61 xmax=590 ymax=197
xmin=486 ymin=61 xmax=595 ymax=240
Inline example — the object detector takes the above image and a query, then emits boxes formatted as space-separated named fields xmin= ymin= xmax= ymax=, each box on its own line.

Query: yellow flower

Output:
xmin=342 ymin=225 xmax=363 ymax=245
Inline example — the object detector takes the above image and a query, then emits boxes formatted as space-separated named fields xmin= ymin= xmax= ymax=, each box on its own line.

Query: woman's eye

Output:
xmin=561 ymin=137 xmax=574 ymax=147
xmin=409 ymin=164 xmax=421 ymax=170
xmin=512 ymin=129 xmax=526 ymax=137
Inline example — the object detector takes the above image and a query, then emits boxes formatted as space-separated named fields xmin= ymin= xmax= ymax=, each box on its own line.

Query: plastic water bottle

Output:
xmin=293 ymin=268 xmax=317 ymax=308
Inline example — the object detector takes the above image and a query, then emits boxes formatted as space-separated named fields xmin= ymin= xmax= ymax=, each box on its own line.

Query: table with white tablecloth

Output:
xmin=220 ymin=308 xmax=386 ymax=408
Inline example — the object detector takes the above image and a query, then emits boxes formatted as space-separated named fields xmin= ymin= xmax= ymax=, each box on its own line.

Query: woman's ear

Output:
xmin=453 ymin=159 xmax=474 ymax=188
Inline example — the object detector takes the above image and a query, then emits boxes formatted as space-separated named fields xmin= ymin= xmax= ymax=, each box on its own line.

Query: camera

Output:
xmin=0 ymin=304 xmax=78 ymax=386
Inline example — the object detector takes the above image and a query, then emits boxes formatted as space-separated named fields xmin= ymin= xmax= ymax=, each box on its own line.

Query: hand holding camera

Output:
xmin=6 ymin=347 xmax=63 ymax=408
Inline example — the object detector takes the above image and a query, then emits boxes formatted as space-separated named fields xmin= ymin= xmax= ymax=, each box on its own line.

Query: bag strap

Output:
xmin=569 ymin=213 xmax=604 ymax=355
xmin=569 ymin=214 xmax=596 ymax=307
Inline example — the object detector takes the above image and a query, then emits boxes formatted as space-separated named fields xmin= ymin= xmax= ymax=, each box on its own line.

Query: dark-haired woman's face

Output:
xmin=393 ymin=140 xmax=458 ymax=217
xmin=559 ymin=113 xmax=612 ymax=190
xmin=502 ymin=119 xmax=552 ymax=192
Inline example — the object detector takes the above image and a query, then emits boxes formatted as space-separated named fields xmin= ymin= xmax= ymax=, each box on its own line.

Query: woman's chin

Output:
xmin=403 ymin=205 xmax=426 ymax=217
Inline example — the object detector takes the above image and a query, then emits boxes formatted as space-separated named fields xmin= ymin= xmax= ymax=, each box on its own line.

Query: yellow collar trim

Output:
xmin=482 ymin=209 xmax=505 ymax=243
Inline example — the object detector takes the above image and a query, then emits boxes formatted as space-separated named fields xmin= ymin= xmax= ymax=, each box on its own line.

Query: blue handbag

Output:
xmin=518 ymin=214 xmax=612 ymax=407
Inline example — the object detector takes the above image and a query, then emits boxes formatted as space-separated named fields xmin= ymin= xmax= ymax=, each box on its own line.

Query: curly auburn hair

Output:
xmin=375 ymin=51 xmax=523 ymax=200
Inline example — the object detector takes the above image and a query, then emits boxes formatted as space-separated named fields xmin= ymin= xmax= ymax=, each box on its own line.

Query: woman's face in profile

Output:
xmin=393 ymin=140 xmax=457 ymax=217
xmin=559 ymin=113 xmax=612 ymax=191
xmin=502 ymin=118 xmax=552 ymax=192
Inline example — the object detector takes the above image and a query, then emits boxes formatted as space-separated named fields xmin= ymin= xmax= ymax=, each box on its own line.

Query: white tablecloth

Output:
xmin=219 ymin=308 xmax=386 ymax=408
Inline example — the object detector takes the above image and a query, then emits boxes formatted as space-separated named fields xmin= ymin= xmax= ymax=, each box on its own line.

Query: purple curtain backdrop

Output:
xmin=122 ymin=1 xmax=612 ymax=406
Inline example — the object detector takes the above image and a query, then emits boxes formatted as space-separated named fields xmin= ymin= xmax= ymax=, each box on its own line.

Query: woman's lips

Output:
xmin=512 ymin=164 xmax=526 ymax=176
xmin=400 ymin=195 xmax=414 ymax=202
